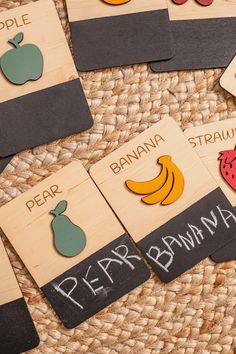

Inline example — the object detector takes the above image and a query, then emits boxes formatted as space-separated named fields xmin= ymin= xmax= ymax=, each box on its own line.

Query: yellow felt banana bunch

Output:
xmin=125 ymin=156 xmax=185 ymax=206
xmin=102 ymin=0 xmax=130 ymax=4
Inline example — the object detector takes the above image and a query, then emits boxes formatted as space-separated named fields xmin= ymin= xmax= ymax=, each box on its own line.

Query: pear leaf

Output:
xmin=51 ymin=200 xmax=67 ymax=216
xmin=14 ymin=32 xmax=24 ymax=45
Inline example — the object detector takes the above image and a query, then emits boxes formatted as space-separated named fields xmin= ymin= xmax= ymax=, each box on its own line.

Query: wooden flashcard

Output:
xmin=220 ymin=55 xmax=236 ymax=97
xmin=185 ymin=119 xmax=236 ymax=262
xmin=151 ymin=0 xmax=236 ymax=72
xmin=0 ymin=0 xmax=93 ymax=158
xmin=90 ymin=117 xmax=236 ymax=283
xmin=0 ymin=162 xmax=150 ymax=328
xmin=0 ymin=238 xmax=39 ymax=353
xmin=66 ymin=0 xmax=173 ymax=71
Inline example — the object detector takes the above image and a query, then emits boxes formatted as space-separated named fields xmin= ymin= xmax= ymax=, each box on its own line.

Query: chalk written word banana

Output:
xmin=125 ymin=155 xmax=185 ymax=206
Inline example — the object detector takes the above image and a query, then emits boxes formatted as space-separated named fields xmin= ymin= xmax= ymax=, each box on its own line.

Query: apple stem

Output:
xmin=8 ymin=39 xmax=20 ymax=49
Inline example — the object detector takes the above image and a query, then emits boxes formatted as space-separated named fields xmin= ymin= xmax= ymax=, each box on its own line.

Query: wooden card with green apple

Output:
xmin=90 ymin=117 xmax=236 ymax=283
xmin=185 ymin=118 xmax=236 ymax=262
xmin=0 ymin=237 xmax=39 ymax=353
xmin=0 ymin=0 xmax=93 ymax=164
xmin=0 ymin=161 xmax=150 ymax=328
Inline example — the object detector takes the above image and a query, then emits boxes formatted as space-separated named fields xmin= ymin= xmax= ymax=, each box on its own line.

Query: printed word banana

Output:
xmin=125 ymin=155 xmax=185 ymax=206
xmin=102 ymin=0 xmax=130 ymax=4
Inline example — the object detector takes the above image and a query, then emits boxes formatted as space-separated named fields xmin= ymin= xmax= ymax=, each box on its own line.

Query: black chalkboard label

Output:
xmin=138 ymin=188 xmax=236 ymax=283
xmin=0 ymin=79 xmax=93 ymax=157
xmin=42 ymin=233 xmax=150 ymax=328
xmin=211 ymin=207 xmax=236 ymax=263
xmin=0 ymin=297 xmax=39 ymax=354
xmin=0 ymin=156 xmax=12 ymax=174
xmin=70 ymin=10 xmax=173 ymax=71
xmin=151 ymin=18 xmax=236 ymax=73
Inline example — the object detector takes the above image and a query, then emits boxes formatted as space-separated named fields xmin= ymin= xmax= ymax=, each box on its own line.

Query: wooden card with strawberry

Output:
xmin=185 ymin=118 xmax=236 ymax=262
xmin=90 ymin=117 xmax=236 ymax=283
xmin=151 ymin=0 xmax=236 ymax=72
xmin=0 ymin=0 xmax=93 ymax=165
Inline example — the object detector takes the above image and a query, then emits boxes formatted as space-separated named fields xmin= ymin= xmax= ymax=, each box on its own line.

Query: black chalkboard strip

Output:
xmin=137 ymin=188 xmax=236 ymax=283
xmin=0 ymin=156 xmax=12 ymax=174
xmin=150 ymin=17 xmax=236 ymax=72
xmin=70 ymin=10 xmax=173 ymax=71
xmin=0 ymin=298 xmax=39 ymax=354
xmin=0 ymin=78 xmax=93 ymax=157
xmin=211 ymin=207 xmax=236 ymax=263
xmin=42 ymin=233 xmax=150 ymax=329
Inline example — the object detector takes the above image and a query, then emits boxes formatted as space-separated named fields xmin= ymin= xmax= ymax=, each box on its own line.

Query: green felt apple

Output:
xmin=0 ymin=32 xmax=43 ymax=85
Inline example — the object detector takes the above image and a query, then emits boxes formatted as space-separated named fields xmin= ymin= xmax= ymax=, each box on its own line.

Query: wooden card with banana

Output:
xmin=0 ymin=161 xmax=150 ymax=328
xmin=0 ymin=237 xmax=39 ymax=353
xmin=66 ymin=0 xmax=173 ymax=71
xmin=185 ymin=118 xmax=236 ymax=263
xmin=90 ymin=117 xmax=236 ymax=283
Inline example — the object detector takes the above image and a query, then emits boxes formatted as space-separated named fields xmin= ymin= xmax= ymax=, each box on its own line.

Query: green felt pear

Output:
xmin=0 ymin=32 xmax=43 ymax=85
xmin=50 ymin=200 xmax=86 ymax=257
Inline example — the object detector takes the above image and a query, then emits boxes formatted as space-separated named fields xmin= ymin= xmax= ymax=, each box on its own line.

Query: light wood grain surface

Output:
xmin=66 ymin=0 xmax=167 ymax=22
xmin=168 ymin=0 xmax=236 ymax=20
xmin=185 ymin=119 xmax=236 ymax=207
xmin=220 ymin=56 xmax=236 ymax=97
xmin=0 ymin=238 xmax=22 ymax=305
xmin=0 ymin=0 xmax=78 ymax=103
xmin=90 ymin=117 xmax=218 ymax=243
xmin=0 ymin=162 xmax=124 ymax=287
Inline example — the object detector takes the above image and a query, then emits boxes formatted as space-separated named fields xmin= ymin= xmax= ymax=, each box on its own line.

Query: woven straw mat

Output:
xmin=1 ymin=0 xmax=236 ymax=353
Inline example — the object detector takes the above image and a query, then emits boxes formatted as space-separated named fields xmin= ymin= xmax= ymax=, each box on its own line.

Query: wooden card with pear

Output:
xmin=0 ymin=162 xmax=150 ymax=328
xmin=90 ymin=117 xmax=236 ymax=283
xmin=0 ymin=0 xmax=93 ymax=159
xmin=185 ymin=118 xmax=236 ymax=262
xmin=0 ymin=237 xmax=39 ymax=353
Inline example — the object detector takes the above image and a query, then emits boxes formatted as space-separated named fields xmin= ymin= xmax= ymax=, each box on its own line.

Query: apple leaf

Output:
xmin=14 ymin=32 xmax=24 ymax=45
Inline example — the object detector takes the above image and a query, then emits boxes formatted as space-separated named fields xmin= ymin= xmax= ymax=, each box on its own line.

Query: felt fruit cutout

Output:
xmin=126 ymin=155 xmax=185 ymax=205
xmin=102 ymin=0 xmax=130 ymax=4
xmin=0 ymin=32 xmax=43 ymax=85
xmin=172 ymin=0 xmax=213 ymax=5
xmin=219 ymin=147 xmax=236 ymax=192
xmin=50 ymin=200 xmax=86 ymax=257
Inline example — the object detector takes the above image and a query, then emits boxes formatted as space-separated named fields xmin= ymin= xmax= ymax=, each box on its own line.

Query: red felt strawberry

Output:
xmin=219 ymin=147 xmax=236 ymax=191
xmin=172 ymin=0 xmax=213 ymax=5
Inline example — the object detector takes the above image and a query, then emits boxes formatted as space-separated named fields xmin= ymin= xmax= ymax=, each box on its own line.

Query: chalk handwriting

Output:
xmin=146 ymin=205 xmax=236 ymax=273
xmin=52 ymin=243 xmax=142 ymax=309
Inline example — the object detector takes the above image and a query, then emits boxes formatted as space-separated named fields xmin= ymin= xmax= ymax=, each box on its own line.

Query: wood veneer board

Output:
xmin=185 ymin=119 xmax=236 ymax=262
xmin=0 ymin=0 xmax=93 ymax=157
xmin=151 ymin=0 xmax=236 ymax=72
xmin=66 ymin=0 xmax=173 ymax=71
xmin=220 ymin=55 xmax=236 ymax=96
xmin=90 ymin=117 xmax=236 ymax=283
xmin=0 ymin=237 xmax=39 ymax=353
xmin=0 ymin=161 xmax=150 ymax=328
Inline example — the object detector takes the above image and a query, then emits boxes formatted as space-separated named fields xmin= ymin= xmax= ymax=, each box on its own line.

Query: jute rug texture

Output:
xmin=0 ymin=0 xmax=236 ymax=353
